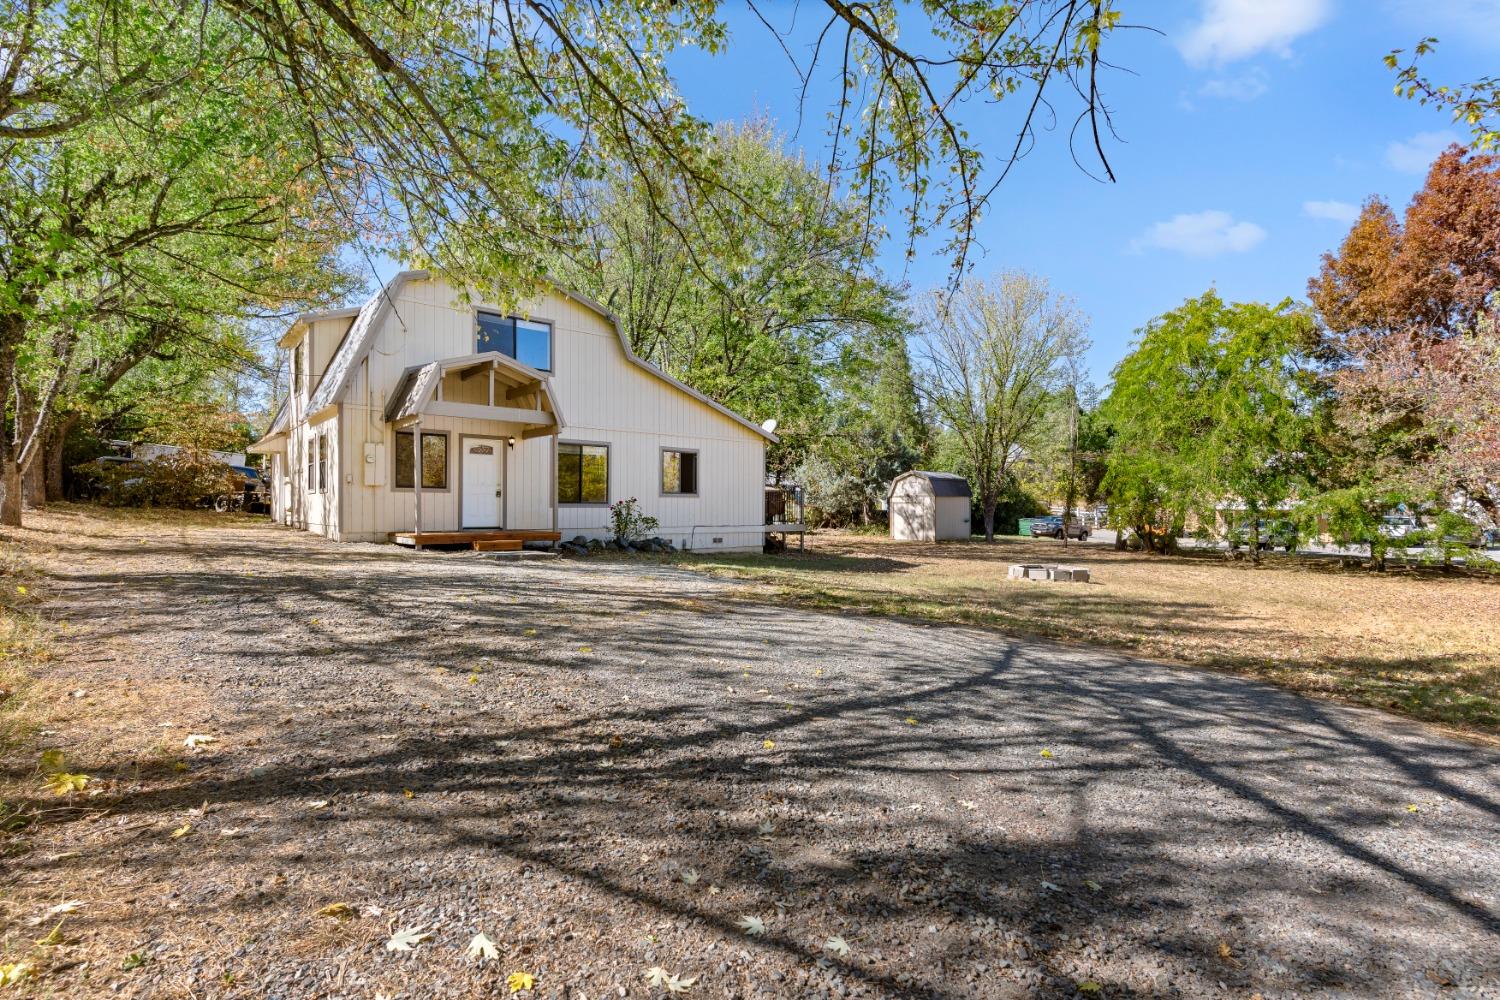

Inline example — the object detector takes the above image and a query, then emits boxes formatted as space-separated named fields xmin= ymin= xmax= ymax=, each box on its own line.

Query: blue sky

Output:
xmin=666 ymin=0 xmax=1500 ymax=385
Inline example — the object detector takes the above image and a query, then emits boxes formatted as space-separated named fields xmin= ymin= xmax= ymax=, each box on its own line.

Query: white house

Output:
xmin=888 ymin=470 xmax=972 ymax=542
xmin=250 ymin=271 xmax=776 ymax=550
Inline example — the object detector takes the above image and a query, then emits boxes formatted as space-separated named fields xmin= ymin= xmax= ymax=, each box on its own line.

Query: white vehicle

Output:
xmin=1378 ymin=515 xmax=1418 ymax=539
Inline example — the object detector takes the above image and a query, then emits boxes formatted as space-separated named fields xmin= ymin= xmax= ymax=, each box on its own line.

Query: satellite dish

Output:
xmin=761 ymin=418 xmax=779 ymax=433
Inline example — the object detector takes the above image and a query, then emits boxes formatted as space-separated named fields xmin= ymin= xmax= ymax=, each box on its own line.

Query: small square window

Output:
xmin=662 ymin=449 xmax=697 ymax=495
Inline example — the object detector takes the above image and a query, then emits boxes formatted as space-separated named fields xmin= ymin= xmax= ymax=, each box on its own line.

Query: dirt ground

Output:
xmin=1 ymin=506 xmax=1498 ymax=1000
xmin=675 ymin=532 xmax=1500 ymax=735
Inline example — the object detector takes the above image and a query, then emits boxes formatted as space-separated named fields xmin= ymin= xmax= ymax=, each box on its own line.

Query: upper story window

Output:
xmin=477 ymin=312 xmax=552 ymax=372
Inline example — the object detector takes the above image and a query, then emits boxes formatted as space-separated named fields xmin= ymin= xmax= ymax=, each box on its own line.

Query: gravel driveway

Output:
xmin=10 ymin=511 xmax=1500 ymax=999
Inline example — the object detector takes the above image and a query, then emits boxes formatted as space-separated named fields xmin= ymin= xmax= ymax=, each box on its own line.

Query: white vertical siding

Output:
xmin=294 ymin=276 xmax=769 ymax=549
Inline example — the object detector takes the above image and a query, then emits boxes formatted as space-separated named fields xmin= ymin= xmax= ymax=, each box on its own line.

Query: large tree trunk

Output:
xmin=982 ymin=496 xmax=997 ymax=542
xmin=0 ymin=379 xmax=18 ymax=528
xmin=44 ymin=423 xmax=69 ymax=501
xmin=21 ymin=453 xmax=45 ymax=509
xmin=0 ymin=453 xmax=20 ymax=527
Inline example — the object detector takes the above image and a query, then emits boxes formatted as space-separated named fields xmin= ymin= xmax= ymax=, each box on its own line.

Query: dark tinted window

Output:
xmin=478 ymin=313 xmax=551 ymax=371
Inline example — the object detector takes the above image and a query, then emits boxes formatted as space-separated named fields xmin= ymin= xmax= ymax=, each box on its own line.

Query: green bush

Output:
xmin=75 ymin=452 xmax=241 ymax=509
xmin=607 ymin=497 xmax=659 ymax=545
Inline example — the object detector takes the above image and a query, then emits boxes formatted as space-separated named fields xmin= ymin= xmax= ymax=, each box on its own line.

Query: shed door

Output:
xmin=461 ymin=439 xmax=504 ymax=528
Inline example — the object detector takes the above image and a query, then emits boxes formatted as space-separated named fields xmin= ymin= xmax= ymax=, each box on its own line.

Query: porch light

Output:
xmin=507 ymin=436 xmax=517 ymax=449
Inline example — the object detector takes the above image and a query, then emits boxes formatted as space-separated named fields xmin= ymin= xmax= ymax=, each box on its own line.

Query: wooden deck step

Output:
xmin=390 ymin=529 xmax=562 ymax=549
xmin=472 ymin=538 xmax=523 ymax=552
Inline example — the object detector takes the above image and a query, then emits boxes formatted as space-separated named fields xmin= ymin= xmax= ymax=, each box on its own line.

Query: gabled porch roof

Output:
xmin=382 ymin=351 xmax=565 ymax=438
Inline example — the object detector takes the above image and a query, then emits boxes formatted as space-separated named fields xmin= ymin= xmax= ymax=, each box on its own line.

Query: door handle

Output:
xmin=495 ymin=489 xmax=503 ymax=497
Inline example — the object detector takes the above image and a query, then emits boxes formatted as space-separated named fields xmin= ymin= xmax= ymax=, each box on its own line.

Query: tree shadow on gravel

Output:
xmin=19 ymin=520 xmax=1500 ymax=998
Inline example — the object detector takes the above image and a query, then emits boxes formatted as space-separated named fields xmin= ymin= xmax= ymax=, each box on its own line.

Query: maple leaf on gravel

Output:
xmin=385 ymin=926 xmax=433 ymax=952
xmin=467 ymin=933 xmax=499 ymax=963
xmin=506 ymin=970 xmax=535 ymax=992
xmin=644 ymin=967 xmax=697 ymax=992
xmin=824 ymin=935 xmax=851 ymax=957
xmin=736 ymin=915 xmax=766 ymax=936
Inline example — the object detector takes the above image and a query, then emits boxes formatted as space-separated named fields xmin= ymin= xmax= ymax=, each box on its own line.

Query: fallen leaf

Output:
xmin=644 ymin=966 xmax=697 ymax=992
xmin=307 ymin=800 xmax=330 ymax=810
xmin=1218 ymin=940 xmax=1243 ymax=969
xmin=680 ymin=869 xmax=700 ymax=886
xmin=1084 ymin=879 xmax=1102 ymax=892
xmin=170 ymin=822 xmax=193 ymax=839
xmin=523 ymin=628 xmax=537 ymax=637
xmin=959 ymin=800 xmax=977 ymax=811
xmin=1040 ymin=881 xmax=1060 ymax=892
xmin=762 ymin=739 xmax=775 ymax=750
xmin=26 ymin=901 xmax=84 ymax=926
xmin=218 ymin=827 xmax=245 ymax=838
xmin=403 ymin=789 xmax=415 ymax=799
xmin=1406 ymin=804 xmax=1420 ymax=813
xmin=904 ymin=716 xmax=919 ymax=726
xmin=44 ymin=772 xmax=89 ymax=795
xmin=507 ymin=970 xmax=535 ymax=992
xmin=467 ymin=932 xmax=499 ymax=963
xmin=38 ymin=749 xmax=65 ymax=773
xmin=577 ymin=645 xmax=593 ymax=654
xmin=1077 ymin=981 xmax=1102 ymax=995
xmin=385 ymin=926 xmax=433 ymax=952
xmin=317 ymin=902 xmax=355 ymax=920
xmin=183 ymin=734 xmax=218 ymax=751
xmin=34 ymin=920 xmax=66 ymax=947
xmin=756 ymin=820 xmax=776 ymax=836
xmin=1039 ymin=748 xmax=1054 ymax=759
xmin=16 ymin=585 xmax=27 ymax=595
xmin=0 ymin=963 xmax=31 ymax=986
xmin=824 ymin=935 xmax=851 ymax=957
xmin=736 ymin=914 xmax=766 ymax=936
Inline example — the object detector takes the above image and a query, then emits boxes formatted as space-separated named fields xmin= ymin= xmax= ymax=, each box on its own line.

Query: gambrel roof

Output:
xmin=298 ymin=270 xmax=778 ymax=442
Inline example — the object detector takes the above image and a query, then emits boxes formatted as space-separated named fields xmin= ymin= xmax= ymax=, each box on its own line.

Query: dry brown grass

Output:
xmin=676 ymin=532 xmax=1500 ymax=737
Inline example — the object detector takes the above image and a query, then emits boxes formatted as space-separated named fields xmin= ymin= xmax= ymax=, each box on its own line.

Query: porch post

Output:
xmin=550 ymin=433 xmax=558 ymax=535
xmin=412 ymin=418 xmax=423 ymax=546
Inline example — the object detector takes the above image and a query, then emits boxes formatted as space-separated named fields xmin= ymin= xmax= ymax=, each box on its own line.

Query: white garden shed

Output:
xmin=888 ymin=471 xmax=972 ymax=542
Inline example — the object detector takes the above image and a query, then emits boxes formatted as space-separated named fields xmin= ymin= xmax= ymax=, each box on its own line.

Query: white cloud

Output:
xmin=1197 ymin=68 xmax=1270 ymax=101
xmin=1179 ymin=0 xmax=1333 ymax=65
xmin=1303 ymin=200 xmax=1361 ymax=224
xmin=1130 ymin=211 xmax=1267 ymax=257
xmin=1385 ymin=130 xmax=1461 ymax=173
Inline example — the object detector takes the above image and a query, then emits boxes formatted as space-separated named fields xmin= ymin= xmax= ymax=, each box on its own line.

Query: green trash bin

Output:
xmin=1017 ymin=518 xmax=1037 ymax=537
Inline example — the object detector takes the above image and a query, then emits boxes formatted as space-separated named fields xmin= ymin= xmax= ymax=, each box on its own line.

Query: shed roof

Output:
xmin=889 ymin=470 xmax=972 ymax=499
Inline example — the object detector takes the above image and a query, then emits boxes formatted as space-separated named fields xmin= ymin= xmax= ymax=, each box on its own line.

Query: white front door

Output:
xmin=461 ymin=438 xmax=504 ymax=528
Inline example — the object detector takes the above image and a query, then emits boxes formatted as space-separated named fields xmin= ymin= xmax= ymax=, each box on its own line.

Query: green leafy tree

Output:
xmin=554 ymin=120 xmax=912 ymax=481
xmin=3 ymin=1 xmax=1135 ymax=525
xmin=917 ymin=271 xmax=1088 ymax=541
xmin=1099 ymin=292 xmax=1315 ymax=559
